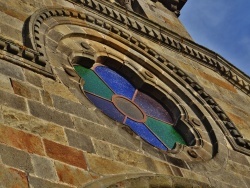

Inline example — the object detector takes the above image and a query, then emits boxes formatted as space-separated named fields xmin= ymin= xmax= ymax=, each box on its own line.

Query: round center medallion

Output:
xmin=112 ymin=95 xmax=146 ymax=122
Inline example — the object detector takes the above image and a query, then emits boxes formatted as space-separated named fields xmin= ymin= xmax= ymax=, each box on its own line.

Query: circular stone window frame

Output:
xmin=24 ymin=6 xmax=233 ymax=166
xmin=71 ymin=53 xmax=215 ymax=162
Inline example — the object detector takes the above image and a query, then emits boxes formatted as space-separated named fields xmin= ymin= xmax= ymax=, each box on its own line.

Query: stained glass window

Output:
xmin=74 ymin=64 xmax=186 ymax=151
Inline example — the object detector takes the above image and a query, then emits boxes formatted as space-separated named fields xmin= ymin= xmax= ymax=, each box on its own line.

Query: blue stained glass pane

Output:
xmin=134 ymin=91 xmax=173 ymax=124
xmin=125 ymin=118 xmax=167 ymax=150
xmin=95 ymin=66 xmax=136 ymax=99
xmin=86 ymin=93 xmax=125 ymax=122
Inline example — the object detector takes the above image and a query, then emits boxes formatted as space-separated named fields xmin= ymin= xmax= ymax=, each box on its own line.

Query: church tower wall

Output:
xmin=0 ymin=0 xmax=250 ymax=187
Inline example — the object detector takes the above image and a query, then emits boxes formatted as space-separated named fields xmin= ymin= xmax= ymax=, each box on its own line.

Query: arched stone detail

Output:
xmin=82 ymin=173 xmax=213 ymax=188
xmin=24 ymin=6 xmax=250 ymax=172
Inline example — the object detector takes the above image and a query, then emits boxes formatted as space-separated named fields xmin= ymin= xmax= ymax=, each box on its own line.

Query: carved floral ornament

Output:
xmin=23 ymin=4 xmax=250 ymax=162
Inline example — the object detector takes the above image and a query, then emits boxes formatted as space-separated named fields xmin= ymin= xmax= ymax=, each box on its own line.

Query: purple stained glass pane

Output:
xmin=86 ymin=93 xmax=125 ymax=122
xmin=125 ymin=118 xmax=167 ymax=150
xmin=134 ymin=91 xmax=173 ymax=124
xmin=95 ymin=66 xmax=136 ymax=99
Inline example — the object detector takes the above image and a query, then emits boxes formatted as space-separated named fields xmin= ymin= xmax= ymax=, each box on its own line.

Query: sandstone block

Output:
xmin=24 ymin=69 xmax=43 ymax=88
xmin=11 ymin=79 xmax=41 ymax=101
xmin=0 ymin=144 xmax=34 ymax=173
xmin=28 ymin=100 xmax=74 ymax=128
xmin=65 ymin=129 xmax=95 ymax=154
xmin=28 ymin=176 xmax=74 ymax=188
xmin=55 ymin=161 xmax=97 ymax=187
xmin=92 ymin=139 xmax=114 ymax=159
xmin=0 ymin=90 xmax=27 ymax=112
xmin=31 ymin=154 xmax=58 ymax=181
xmin=44 ymin=139 xmax=87 ymax=169
xmin=2 ymin=107 xmax=68 ymax=145
xmin=85 ymin=153 xmax=144 ymax=175
xmin=0 ymin=164 xmax=28 ymax=188
xmin=0 ymin=124 xmax=44 ymax=155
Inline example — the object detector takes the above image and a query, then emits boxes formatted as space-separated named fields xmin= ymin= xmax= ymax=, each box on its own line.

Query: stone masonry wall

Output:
xmin=0 ymin=0 xmax=250 ymax=187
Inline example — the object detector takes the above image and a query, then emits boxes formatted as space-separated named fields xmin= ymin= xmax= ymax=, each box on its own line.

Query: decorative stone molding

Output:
xmin=24 ymin=4 xmax=249 ymax=158
xmin=0 ymin=36 xmax=54 ymax=78
xmin=65 ymin=0 xmax=250 ymax=96
xmin=82 ymin=173 xmax=213 ymax=188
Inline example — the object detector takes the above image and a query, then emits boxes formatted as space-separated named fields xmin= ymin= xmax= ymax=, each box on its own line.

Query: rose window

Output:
xmin=74 ymin=64 xmax=186 ymax=150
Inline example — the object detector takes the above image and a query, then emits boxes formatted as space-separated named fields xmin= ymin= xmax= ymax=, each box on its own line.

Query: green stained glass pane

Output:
xmin=74 ymin=65 xmax=113 ymax=100
xmin=145 ymin=117 xmax=186 ymax=149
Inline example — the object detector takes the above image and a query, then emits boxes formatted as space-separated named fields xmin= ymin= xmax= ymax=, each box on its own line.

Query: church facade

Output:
xmin=0 ymin=0 xmax=249 ymax=187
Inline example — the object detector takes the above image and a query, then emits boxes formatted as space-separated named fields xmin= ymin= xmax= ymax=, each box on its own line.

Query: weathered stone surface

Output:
xmin=28 ymin=100 xmax=74 ymax=128
xmin=0 ymin=124 xmax=45 ymax=155
xmin=0 ymin=0 xmax=36 ymax=21
xmin=198 ymin=71 xmax=237 ymax=93
xmin=225 ymin=160 xmax=250 ymax=178
xmin=0 ymin=144 xmax=33 ymax=173
xmin=92 ymin=139 xmax=114 ymax=159
xmin=153 ymin=160 xmax=173 ymax=175
xmin=209 ymin=178 xmax=239 ymax=188
xmin=24 ymin=69 xmax=43 ymax=88
xmin=43 ymin=78 xmax=79 ymax=103
xmin=0 ymin=59 xmax=24 ymax=80
xmin=170 ymin=165 xmax=183 ymax=177
xmin=0 ymin=11 xmax=23 ymax=31
xmin=41 ymin=90 xmax=53 ymax=107
xmin=85 ymin=153 xmax=144 ymax=175
xmin=181 ymin=169 xmax=211 ymax=186
xmin=172 ymin=177 xmax=211 ymax=188
xmin=55 ymin=161 xmax=97 ymax=187
xmin=74 ymin=117 xmax=138 ymax=151
xmin=52 ymin=95 xmax=88 ymax=117
xmin=65 ymin=129 xmax=95 ymax=153
xmin=31 ymin=154 xmax=58 ymax=181
xmin=2 ymin=107 xmax=68 ymax=145
xmin=44 ymin=139 xmax=87 ymax=169
xmin=52 ymin=0 xmax=75 ymax=8
xmin=0 ymin=0 xmax=249 ymax=186
xmin=242 ymin=177 xmax=250 ymax=188
xmin=0 ymin=22 xmax=23 ymax=42
xmin=11 ymin=79 xmax=41 ymax=101
xmin=0 ymin=164 xmax=28 ymax=188
xmin=28 ymin=176 xmax=74 ymax=188
xmin=55 ymin=67 xmax=75 ymax=88
xmin=0 ymin=90 xmax=27 ymax=112
xmin=229 ymin=150 xmax=250 ymax=166
xmin=212 ymin=171 xmax=248 ymax=188
xmin=112 ymin=145 xmax=158 ymax=172
xmin=0 ymin=73 xmax=13 ymax=92
xmin=165 ymin=155 xmax=189 ymax=169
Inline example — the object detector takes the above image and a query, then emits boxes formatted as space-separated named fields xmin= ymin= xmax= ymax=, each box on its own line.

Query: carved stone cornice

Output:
xmin=0 ymin=36 xmax=54 ymax=78
xmin=64 ymin=0 xmax=250 ymax=96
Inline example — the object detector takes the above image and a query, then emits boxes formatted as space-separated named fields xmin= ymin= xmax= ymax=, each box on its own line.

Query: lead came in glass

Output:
xmin=86 ymin=93 xmax=125 ymax=122
xmin=134 ymin=91 xmax=173 ymax=124
xmin=112 ymin=95 xmax=145 ymax=122
xmin=146 ymin=117 xmax=186 ymax=149
xmin=74 ymin=64 xmax=186 ymax=151
xmin=125 ymin=118 xmax=167 ymax=150
xmin=95 ymin=66 xmax=136 ymax=99
xmin=75 ymin=65 xmax=114 ymax=100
